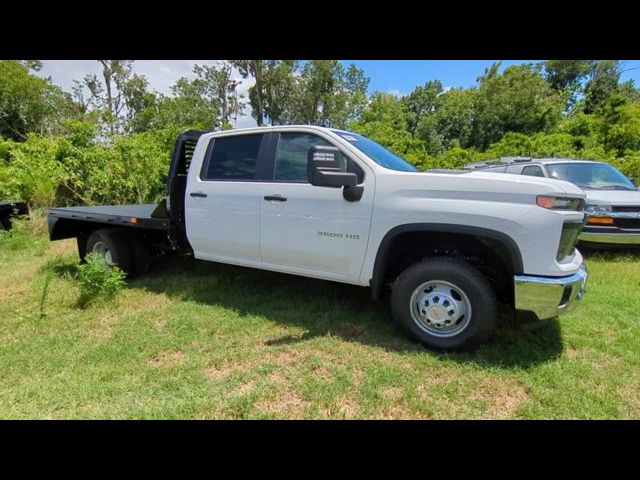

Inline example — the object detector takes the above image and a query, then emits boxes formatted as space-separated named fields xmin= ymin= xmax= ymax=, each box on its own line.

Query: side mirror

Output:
xmin=308 ymin=146 xmax=358 ymax=188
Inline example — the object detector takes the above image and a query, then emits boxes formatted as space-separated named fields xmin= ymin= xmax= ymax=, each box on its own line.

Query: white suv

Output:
xmin=468 ymin=157 xmax=640 ymax=247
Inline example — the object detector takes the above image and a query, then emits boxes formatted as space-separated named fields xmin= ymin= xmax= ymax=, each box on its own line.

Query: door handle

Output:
xmin=264 ymin=195 xmax=287 ymax=202
xmin=190 ymin=192 xmax=207 ymax=198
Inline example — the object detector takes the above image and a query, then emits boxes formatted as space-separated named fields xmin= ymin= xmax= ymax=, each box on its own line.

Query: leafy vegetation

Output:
xmin=1 ymin=219 xmax=639 ymax=419
xmin=2 ymin=59 xmax=640 ymax=209
xmin=76 ymin=253 xmax=126 ymax=307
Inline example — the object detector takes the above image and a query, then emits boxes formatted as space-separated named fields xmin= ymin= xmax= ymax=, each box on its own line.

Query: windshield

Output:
xmin=334 ymin=131 xmax=418 ymax=172
xmin=546 ymin=162 xmax=636 ymax=190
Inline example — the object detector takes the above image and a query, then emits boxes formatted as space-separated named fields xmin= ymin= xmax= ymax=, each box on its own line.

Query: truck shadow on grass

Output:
xmin=130 ymin=255 xmax=563 ymax=369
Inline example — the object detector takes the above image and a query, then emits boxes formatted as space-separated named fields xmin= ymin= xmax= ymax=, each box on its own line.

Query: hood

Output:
xmin=464 ymin=171 xmax=585 ymax=197
xmin=381 ymin=169 xmax=586 ymax=204
xmin=583 ymin=189 xmax=640 ymax=206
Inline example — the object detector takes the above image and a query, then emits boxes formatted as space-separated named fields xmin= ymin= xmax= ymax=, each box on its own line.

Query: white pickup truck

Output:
xmin=48 ymin=126 xmax=589 ymax=350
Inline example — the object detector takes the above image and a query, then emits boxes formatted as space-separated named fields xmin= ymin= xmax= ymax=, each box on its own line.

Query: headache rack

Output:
xmin=157 ymin=129 xmax=211 ymax=227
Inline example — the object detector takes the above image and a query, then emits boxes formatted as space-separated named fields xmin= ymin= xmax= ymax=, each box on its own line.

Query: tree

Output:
xmin=232 ymin=60 xmax=267 ymax=126
xmin=350 ymin=92 xmax=426 ymax=165
xmin=419 ymin=87 xmax=477 ymax=155
xmin=403 ymin=80 xmax=443 ymax=135
xmin=189 ymin=63 xmax=244 ymax=129
xmin=583 ymin=60 xmax=621 ymax=114
xmin=122 ymin=73 xmax=158 ymax=133
xmin=260 ymin=60 xmax=297 ymax=125
xmin=0 ymin=60 xmax=79 ymax=141
xmin=151 ymin=62 xmax=244 ymax=131
xmin=471 ymin=63 xmax=565 ymax=149
xmin=543 ymin=60 xmax=592 ymax=110
xmin=233 ymin=60 xmax=299 ymax=126
xmin=288 ymin=60 xmax=369 ymax=128
xmin=20 ymin=60 xmax=43 ymax=72
xmin=74 ymin=60 xmax=134 ymax=135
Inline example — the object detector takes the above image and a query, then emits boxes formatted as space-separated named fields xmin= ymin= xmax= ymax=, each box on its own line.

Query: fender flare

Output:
xmin=369 ymin=223 xmax=524 ymax=299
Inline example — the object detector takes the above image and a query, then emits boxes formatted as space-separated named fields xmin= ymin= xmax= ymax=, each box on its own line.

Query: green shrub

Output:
xmin=76 ymin=253 xmax=126 ymax=306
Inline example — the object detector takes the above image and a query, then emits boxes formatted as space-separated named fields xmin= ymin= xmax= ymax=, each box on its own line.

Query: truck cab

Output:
xmin=48 ymin=126 xmax=589 ymax=350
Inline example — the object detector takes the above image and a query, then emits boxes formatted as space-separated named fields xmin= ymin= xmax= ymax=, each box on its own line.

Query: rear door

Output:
xmin=259 ymin=131 xmax=374 ymax=282
xmin=185 ymin=132 xmax=271 ymax=265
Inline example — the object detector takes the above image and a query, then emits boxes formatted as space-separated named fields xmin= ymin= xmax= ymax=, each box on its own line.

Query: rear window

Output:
xmin=202 ymin=134 xmax=263 ymax=180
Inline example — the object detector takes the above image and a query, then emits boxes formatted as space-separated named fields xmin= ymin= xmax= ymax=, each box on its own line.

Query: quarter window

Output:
xmin=202 ymin=134 xmax=263 ymax=180
xmin=522 ymin=165 xmax=545 ymax=177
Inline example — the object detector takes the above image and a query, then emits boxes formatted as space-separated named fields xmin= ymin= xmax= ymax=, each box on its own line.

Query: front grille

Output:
xmin=557 ymin=222 xmax=583 ymax=262
xmin=614 ymin=218 xmax=640 ymax=229
xmin=612 ymin=206 xmax=640 ymax=213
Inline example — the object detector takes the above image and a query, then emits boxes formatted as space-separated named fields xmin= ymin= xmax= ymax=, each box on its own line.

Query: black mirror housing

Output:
xmin=308 ymin=146 xmax=357 ymax=188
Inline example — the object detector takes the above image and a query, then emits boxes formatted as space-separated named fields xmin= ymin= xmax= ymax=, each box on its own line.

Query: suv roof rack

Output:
xmin=499 ymin=156 xmax=533 ymax=164
xmin=464 ymin=156 xmax=534 ymax=170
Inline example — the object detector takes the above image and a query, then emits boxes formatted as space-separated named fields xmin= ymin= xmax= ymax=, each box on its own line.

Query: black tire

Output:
xmin=86 ymin=229 xmax=134 ymax=276
xmin=391 ymin=257 xmax=497 ymax=351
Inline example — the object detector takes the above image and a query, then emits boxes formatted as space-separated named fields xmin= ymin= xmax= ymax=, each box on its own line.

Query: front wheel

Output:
xmin=391 ymin=257 xmax=497 ymax=351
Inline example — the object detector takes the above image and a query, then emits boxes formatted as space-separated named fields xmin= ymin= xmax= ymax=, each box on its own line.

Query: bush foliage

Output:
xmin=76 ymin=252 xmax=126 ymax=306
xmin=2 ymin=59 xmax=640 ymax=210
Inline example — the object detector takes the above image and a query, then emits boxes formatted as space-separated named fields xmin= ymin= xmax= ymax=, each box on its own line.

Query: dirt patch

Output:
xmin=381 ymin=386 xmax=403 ymax=401
xmin=0 ymin=283 xmax=28 ymax=300
xmin=267 ymin=349 xmax=305 ymax=366
xmin=204 ymin=360 xmax=247 ymax=379
xmin=313 ymin=366 xmax=332 ymax=381
xmin=319 ymin=397 xmax=360 ymax=419
xmin=267 ymin=370 xmax=285 ymax=384
xmin=255 ymin=391 xmax=311 ymax=419
xmin=233 ymin=380 xmax=255 ymax=397
xmin=416 ymin=373 xmax=457 ymax=397
xmin=351 ymin=368 xmax=365 ymax=387
xmin=149 ymin=350 xmax=185 ymax=369
xmin=87 ymin=293 xmax=171 ymax=340
xmin=377 ymin=403 xmax=419 ymax=420
xmin=565 ymin=346 xmax=580 ymax=358
xmin=471 ymin=378 xmax=529 ymax=420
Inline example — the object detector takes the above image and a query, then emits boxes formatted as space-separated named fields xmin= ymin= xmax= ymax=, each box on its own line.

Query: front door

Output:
xmin=259 ymin=131 xmax=374 ymax=282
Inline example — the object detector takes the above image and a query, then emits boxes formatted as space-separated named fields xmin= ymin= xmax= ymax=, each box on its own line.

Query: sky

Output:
xmin=36 ymin=60 xmax=640 ymax=128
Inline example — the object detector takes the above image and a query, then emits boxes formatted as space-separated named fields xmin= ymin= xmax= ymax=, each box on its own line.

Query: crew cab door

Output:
xmin=259 ymin=131 xmax=374 ymax=282
xmin=185 ymin=132 xmax=270 ymax=264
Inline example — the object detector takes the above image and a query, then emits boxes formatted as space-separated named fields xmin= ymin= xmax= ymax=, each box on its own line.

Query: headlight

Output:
xmin=536 ymin=195 xmax=585 ymax=211
xmin=584 ymin=204 xmax=614 ymax=225
xmin=584 ymin=204 xmax=612 ymax=214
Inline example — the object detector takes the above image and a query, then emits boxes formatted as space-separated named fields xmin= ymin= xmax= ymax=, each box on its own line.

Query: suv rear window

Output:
xmin=202 ymin=134 xmax=263 ymax=180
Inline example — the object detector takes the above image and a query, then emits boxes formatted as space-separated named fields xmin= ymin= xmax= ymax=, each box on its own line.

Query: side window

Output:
xmin=274 ymin=132 xmax=363 ymax=183
xmin=506 ymin=165 xmax=524 ymax=174
xmin=202 ymin=134 xmax=263 ymax=180
xmin=522 ymin=165 xmax=545 ymax=177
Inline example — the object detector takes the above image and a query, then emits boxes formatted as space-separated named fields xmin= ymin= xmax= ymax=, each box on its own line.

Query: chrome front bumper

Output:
xmin=514 ymin=264 xmax=588 ymax=321
xmin=579 ymin=229 xmax=640 ymax=244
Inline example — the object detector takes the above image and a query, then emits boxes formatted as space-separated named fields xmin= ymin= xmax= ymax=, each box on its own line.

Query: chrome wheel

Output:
xmin=409 ymin=280 xmax=472 ymax=338
xmin=91 ymin=241 xmax=113 ymax=264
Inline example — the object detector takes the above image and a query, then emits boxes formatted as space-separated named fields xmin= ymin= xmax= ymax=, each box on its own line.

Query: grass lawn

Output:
xmin=1 ymin=219 xmax=639 ymax=419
